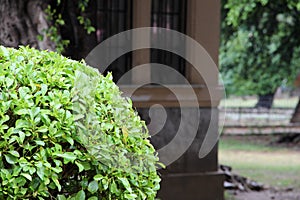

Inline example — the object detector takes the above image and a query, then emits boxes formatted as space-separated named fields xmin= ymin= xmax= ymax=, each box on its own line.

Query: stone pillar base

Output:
xmin=158 ymin=172 xmax=224 ymax=200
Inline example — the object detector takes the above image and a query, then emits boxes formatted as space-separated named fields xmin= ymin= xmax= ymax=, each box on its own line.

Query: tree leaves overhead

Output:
xmin=221 ymin=0 xmax=300 ymax=95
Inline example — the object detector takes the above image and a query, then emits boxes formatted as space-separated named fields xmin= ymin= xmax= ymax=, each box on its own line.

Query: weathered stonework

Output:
xmin=138 ymin=107 xmax=224 ymax=200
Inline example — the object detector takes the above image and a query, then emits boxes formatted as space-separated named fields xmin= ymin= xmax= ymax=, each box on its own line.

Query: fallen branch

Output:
xmin=220 ymin=164 xmax=265 ymax=192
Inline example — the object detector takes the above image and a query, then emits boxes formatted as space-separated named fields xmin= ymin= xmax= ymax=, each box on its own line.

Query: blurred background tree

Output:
xmin=220 ymin=0 xmax=300 ymax=108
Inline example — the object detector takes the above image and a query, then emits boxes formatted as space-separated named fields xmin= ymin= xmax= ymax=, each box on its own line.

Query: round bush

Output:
xmin=0 ymin=46 xmax=160 ymax=199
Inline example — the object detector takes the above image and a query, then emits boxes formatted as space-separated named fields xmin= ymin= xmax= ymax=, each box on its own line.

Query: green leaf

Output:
xmin=37 ymin=34 xmax=44 ymax=41
xmin=29 ymin=107 xmax=40 ymax=119
xmin=5 ymin=77 xmax=14 ymax=88
xmin=29 ymin=167 xmax=36 ymax=174
xmin=4 ymin=154 xmax=18 ymax=164
xmin=0 ymin=46 xmax=9 ymax=58
xmin=75 ymin=161 xmax=84 ymax=172
xmin=37 ymin=126 xmax=48 ymax=133
xmin=9 ymin=150 xmax=20 ymax=157
xmin=21 ymin=173 xmax=32 ymax=181
xmin=15 ymin=109 xmax=29 ymax=115
xmin=29 ymin=177 xmax=40 ymax=191
xmin=19 ymin=131 xmax=25 ymax=144
xmin=80 ymin=179 xmax=89 ymax=189
xmin=65 ymin=136 xmax=74 ymax=146
xmin=35 ymin=140 xmax=45 ymax=146
xmin=57 ymin=195 xmax=67 ymax=200
xmin=15 ymin=119 xmax=30 ymax=129
xmin=88 ymin=180 xmax=99 ymax=194
xmin=101 ymin=178 xmax=109 ymax=190
xmin=118 ymin=177 xmax=132 ymax=193
xmin=124 ymin=193 xmax=137 ymax=199
xmin=55 ymin=152 xmax=77 ymax=164
xmin=40 ymin=84 xmax=48 ymax=96
xmin=93 ymin=174 xmax=103 ymax=181
xmin=87 ymin=26 xmax=96 ymax=34
xmin=51 ymin=166 xmax=62 ymax=173
xmin=37 ymin=166 xmax=45 ymax=180
xmin=75 ymin=190 xmax=85 ymax=200
xmin=80 ymin=161 xmax=91 ymax=171
xmin=109 ymin=180 xmax=118 ymax=194
xmin=52 ymin=176 xmax=61 ymax=191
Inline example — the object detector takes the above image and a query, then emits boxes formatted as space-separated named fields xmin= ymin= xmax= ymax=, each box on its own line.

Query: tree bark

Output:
xmin=0 ymin=0 xmax=55 ymax=50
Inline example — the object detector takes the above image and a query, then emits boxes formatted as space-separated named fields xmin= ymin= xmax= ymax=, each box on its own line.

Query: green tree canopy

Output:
xmin=221 ymin=0 xmax=300 ymax=96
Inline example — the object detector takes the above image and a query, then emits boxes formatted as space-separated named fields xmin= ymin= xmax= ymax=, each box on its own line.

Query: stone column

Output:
xmin=126 ymin=0 xmax=224 ymax=199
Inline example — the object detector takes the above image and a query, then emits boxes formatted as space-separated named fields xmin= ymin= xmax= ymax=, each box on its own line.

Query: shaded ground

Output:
xmin=220 ymin=135 xmax=300 ymax=200
xmin=227 ymin=189 xmax=300 ymax=200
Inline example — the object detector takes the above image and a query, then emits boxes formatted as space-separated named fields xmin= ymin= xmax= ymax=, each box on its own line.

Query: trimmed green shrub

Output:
xmin=0 ymin=46 xmax=160 ymax=200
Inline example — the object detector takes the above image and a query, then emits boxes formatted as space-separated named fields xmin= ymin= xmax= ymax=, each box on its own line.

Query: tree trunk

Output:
xmin=255 ymin=93 xmax=274 ymax=109
xmin=290 ymin=99 xmax=300 ymax=123
xmin=0 ymin=0 xmax=55 ymax=50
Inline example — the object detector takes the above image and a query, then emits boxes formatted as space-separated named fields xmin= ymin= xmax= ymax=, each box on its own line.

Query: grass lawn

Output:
xmin=219 ymin=135 xmax=300 ymax=189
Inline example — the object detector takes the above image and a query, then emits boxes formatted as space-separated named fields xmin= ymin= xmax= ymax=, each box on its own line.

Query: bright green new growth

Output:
xmin=0 ymin=46 xmax=160 ymax=199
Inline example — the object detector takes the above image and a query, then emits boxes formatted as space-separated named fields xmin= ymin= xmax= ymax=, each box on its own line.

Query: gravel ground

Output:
xmin=230 ymin=188 xmax=300 ymax=200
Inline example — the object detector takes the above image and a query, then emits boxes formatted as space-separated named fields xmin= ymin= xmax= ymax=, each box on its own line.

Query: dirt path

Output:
xmin=231 ymin=189 xmax=300 ymax=200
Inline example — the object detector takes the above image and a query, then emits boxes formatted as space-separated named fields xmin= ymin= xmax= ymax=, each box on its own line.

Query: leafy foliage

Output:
xmin=0 ymin=46 xmax=160 ymax=199
xmin=44 ymin=0 xmax=95 ymax=53
xmin=220 ymin=0 xmax=300 ymax=95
